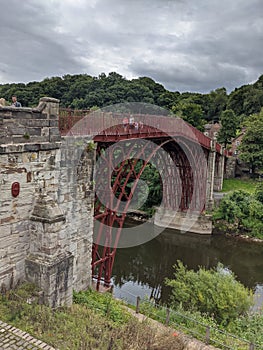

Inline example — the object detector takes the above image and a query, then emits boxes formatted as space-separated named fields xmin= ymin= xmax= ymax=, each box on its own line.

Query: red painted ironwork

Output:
xmin=92 ymin=136 xmax=208 ymax=289
xmin=58 ymin=109 xmax=224 ymax=290
xmin=58 ymin=109 xmax=223 ymax=153
xmin=93 ymin=139 xmax=172 ymax=289
xmin=59 ymin=108 xmax=90 ymax=135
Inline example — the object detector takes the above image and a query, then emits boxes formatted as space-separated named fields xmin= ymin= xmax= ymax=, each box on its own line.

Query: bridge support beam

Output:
xmin=214 ymin=149 xmax=225 ymax=192
xmin=206 ymin=138 xmax=216 ymax=211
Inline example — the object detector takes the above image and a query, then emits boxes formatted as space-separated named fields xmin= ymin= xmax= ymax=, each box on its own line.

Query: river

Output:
xmin=111 ymin=219 xmax=263 ymax=311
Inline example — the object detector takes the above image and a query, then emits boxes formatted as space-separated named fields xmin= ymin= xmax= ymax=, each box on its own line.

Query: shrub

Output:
xmin=165 ymin=261 xmax=253 ymax=325
xmin=255 ymin=182 xmax=263 ymax=204
xmin=213 ymin=189 xmax=263 ymax=238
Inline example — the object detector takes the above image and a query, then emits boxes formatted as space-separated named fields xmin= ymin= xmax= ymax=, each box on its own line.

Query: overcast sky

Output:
xmin=0 ymin=0 xmax=262 ymax=93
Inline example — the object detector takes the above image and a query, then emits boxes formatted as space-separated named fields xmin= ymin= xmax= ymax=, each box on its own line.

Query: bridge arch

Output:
xmin=66 ymin=107 xmax=223 ymax=290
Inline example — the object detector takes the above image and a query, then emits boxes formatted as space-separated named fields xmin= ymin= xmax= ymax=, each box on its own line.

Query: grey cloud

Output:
xmin=0 ymin=0 xmax=87 ymax=83
xmin=0 ymin=0 xmax=262 ymax=92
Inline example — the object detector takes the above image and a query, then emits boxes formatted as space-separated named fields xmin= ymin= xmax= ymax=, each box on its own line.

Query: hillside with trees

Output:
xmin=1 ymin=72 xmax=263 ymax=172
xmin=1 ymin=72 xmax=263 ymax=131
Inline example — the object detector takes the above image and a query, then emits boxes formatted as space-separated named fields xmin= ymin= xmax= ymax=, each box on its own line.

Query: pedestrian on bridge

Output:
xmin=11 ymin=95 xmax=22 ymax=107
xmin=122 ymin=116 xmax=128 ymax=131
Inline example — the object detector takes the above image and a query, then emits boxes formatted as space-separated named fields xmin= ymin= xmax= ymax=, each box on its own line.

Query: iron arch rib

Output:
xmin=92 ymin=138 xmax=171 ymax=290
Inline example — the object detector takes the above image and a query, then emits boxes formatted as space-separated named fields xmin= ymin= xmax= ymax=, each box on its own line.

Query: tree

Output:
xmin=207 ymin=87 xmax=228 ymax=122
xmin=255 ymin=182 xmax=263 ymax=204
xmin=239 ymin=109 xmax=263 ymax=175
xmin=213 ymin=189 xmax=263 ymax=238
xmin=217 ymin=109 xmax=238 ymax=147
xmin=171 ymin=100 xmax=205 ymax=130
xmin=212 ymin=190 xmax=250 ymax=226
xmin=166 ymin=261 xmax=253 ymax=324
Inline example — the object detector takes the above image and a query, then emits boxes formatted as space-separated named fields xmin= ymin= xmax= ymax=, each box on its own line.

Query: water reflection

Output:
xmin=112 ymin=219 xmax=263 ymax=306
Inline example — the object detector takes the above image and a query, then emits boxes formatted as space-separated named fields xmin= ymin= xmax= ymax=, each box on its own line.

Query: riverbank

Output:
xmin=0 ymin=283 xmax=183 ymax=350
xmin=213 ymin=221 xmax=263 ymax=243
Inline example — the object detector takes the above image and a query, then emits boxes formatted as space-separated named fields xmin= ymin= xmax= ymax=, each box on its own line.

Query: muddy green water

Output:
xmin=112 ymin=219 xmax=263 ymax=310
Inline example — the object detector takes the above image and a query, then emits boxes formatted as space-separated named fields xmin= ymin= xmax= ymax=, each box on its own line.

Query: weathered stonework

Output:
xmin=224 ymin=156 xmax=237 ymax=179
xmin=0 ymin=98 xmax=95 ymax=307
xmin=154 ymin=210 xmax=212 ymax=235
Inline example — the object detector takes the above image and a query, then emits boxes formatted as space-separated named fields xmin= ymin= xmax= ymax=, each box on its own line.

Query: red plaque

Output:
xmin=11 ymin=182 xmax=20 ymax=197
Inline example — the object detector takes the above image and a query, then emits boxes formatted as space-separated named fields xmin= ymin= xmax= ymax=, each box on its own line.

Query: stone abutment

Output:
xmin=0 ymin=98 xmax=95 ymax=307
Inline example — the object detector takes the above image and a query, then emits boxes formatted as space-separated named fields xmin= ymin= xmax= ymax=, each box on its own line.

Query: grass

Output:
xmin=222 ymin=178 xmax=258 ymax=193
xmin=1 ymin=283 xmax=262 ymax=349
xmin=0 ymin=284 xmax=183 ymax=350
xmin=138 ymin=299 xmax=263 ymax=349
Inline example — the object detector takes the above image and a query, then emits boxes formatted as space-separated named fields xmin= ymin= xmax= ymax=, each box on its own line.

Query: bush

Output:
xmin=255 ymin=182 xmax=263 ymax=204
xmin=165 ymin=261 xmax=253 ymax=325
xmin=228 ymin=313 xmax=263 ymax=345
xmin=213 ymin=189 xmax=263 ymax=238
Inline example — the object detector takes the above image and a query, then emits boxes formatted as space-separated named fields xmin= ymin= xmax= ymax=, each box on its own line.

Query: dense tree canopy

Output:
xmin=217 ymin=109 xmax=239 ymax=147
xmin=238 ymin=108 xmax=263 ymax=174
xmin=1 ymin=72 xmax=263 ymax=139
xmin=1 ymin=72 xmax=263 ymax=118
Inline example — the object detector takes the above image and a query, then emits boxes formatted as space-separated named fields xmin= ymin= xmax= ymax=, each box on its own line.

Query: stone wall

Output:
xmin=57 ymin=136 xmax=95 ymax=292
xmin=224 ymin=156 xmax=236 ymax=179
xmin=0 ymin=98 xmax=95 ymax=307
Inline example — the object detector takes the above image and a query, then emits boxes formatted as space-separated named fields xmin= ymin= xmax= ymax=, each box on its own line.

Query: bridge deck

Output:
xmin=59 ymin=110 xmax=222 ymax=152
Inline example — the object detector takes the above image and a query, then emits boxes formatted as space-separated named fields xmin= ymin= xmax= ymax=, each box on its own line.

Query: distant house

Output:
xmin=204 ymin=123 xmax=221 ymax=139
xmin=230 ymin=128 xmax=246 ymax=156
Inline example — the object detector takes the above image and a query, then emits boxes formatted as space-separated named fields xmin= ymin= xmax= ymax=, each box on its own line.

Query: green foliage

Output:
xmin=217 ymin=109 xmax=239 ymax=146
xmin=1 ymin=72 xmax=263 ymax=133
xmin=207 ymin=87 xmax=228 ymax=122
xmin=227 ymin=313 xmax=263 ymax=345
xmin=255 ymin=182 xmax=263 ymax=203
xmin=227 ymin=84 xmax=263 ymax=117
xmin=73 ymin=289 xmax=131 ymax=324
xmin=171 ymin=100 xmax=206 ymax=130
xmin=165 ymin=261 xmax=253 ymax=324
xmin=222 ymin=178 xmax=257 ymax=193
xmin=139 ymin=299 xmax=261 ymax=349
xmin=213 ymin=190 xmax=250 ymax=224
xmin=213 ymin=189 xmax=263 ymax=238
xmin=139 ymin=163 xmax=162 ymax=212
xmin=239 ymin=108 xmax=263 ymax=174
xmin=0 ymin=284 xmax=183 ymax=350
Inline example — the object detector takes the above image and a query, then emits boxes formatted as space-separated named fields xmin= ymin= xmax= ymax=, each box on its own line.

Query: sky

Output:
xmin=0 ymin=0 xmax=262 ymax=93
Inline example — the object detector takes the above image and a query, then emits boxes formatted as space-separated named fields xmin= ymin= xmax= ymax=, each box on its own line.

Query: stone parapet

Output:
xmin=0 ymin=97 xmax=60 ymax=144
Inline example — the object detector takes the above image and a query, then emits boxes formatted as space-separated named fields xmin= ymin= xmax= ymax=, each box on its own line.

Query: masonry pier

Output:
xmin=0 ymin=98 xmax=95 ymax=307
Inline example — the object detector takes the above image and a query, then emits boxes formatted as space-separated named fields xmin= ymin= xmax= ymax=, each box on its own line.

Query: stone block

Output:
xmin=23 ymin=119 xmax=49 ymax=127
xmin=27 ymin=127 xmax=42 ymax=136
xmin=25 ymin=252 xmax=74 ymax=308
xmin=49 ymin=120 xmax=59 ymax=127
xmin=39 ymin=142 xmax=61 ymax=150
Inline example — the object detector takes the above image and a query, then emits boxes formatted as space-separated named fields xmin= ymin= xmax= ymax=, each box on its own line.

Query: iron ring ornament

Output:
xmin=11 ymin=182 xmax=20 ymax=197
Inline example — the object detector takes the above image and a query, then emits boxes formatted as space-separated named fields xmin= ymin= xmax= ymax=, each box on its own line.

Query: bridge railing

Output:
xmin=59 ymin=108 xmax=222 ymax=152
xmin=59 ymin=108 xmax=90 ymax=134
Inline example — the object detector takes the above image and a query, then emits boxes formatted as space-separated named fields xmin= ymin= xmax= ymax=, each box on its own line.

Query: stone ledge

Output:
xmin=0 ymin=142 xmax=61 ymax=153
xmin=154 ymin=210 xmax=212 ymax=235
